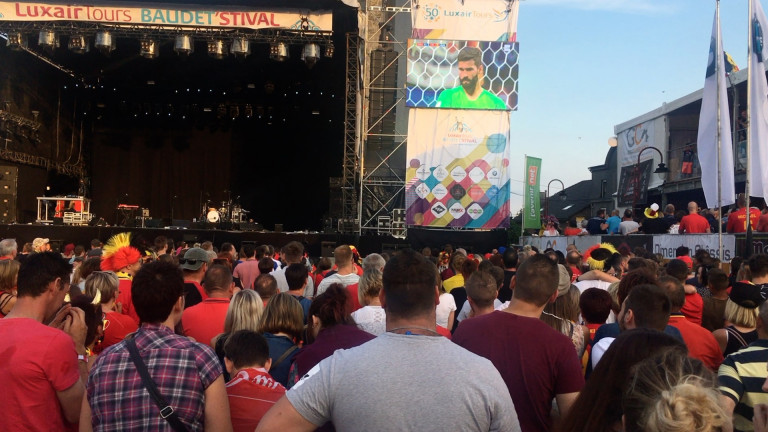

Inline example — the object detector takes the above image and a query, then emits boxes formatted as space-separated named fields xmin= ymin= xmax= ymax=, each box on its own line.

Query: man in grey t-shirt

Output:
xmin=256 ymin=249 xmax=520 ymax=432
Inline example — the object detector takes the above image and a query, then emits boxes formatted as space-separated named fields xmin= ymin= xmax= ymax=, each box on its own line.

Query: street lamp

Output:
xmin=632 ymin=146 xmax=669 ymax=215
xmin=545 ymin=179 xmax=567 ymax=217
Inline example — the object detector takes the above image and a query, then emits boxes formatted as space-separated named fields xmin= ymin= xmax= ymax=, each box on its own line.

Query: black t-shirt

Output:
xmin=586 ymin=217 xmax=607 ymax=235
xmin=641 ymin=217 xmax=669 ymax=234
xmin=183 ymin=282 xmax=203 ymax=309
xmin=498 ymin=270 xmax=516 ymax=303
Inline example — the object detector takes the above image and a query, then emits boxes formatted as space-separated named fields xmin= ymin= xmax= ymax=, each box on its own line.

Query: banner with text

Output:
xmin=616 ymin=117 xmax=667 ymax=191
xmin=522 ymin=156 xmax=541 ymax=230
xmin=0 ymin=1 xmax=332 ymax=31
xmin=412 ymin=0 xmax=519 ymax=42
xmin=405 ymin=109 xmax=511 ymax=229
xmin=654 ymin=234 xmax=735 ymax=262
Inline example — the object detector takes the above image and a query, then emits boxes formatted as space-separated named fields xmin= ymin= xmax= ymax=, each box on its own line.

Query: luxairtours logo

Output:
xmin=421 ymin=3 xmax=441 ymax=23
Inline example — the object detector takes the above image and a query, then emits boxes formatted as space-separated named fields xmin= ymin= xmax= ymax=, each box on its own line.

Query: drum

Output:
xmin=206 ymin=209 xmax=220 ymax=223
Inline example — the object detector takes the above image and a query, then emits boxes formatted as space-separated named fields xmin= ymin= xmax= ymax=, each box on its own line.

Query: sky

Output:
xmin=508 ymin=0 xmax=750 ymax=213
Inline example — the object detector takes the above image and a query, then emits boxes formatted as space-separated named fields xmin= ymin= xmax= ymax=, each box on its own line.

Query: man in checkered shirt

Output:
xmin=81 ymin=261 xmax=232 ymax=431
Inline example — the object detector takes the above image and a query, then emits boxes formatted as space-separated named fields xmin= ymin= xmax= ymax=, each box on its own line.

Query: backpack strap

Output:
xmin=270 ymin=344 xmax=299 ymax=372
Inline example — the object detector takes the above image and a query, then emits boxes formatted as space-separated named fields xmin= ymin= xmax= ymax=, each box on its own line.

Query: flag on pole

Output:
xmin=522 ymin=156 xmax=542 ymax=230
xmin=749 ymin=0 xmax=768 ymax=200
xmin=697 ymin=9 xmax=735 ymax=209
xmin=724 ymin=52 xmax=740 ymax=72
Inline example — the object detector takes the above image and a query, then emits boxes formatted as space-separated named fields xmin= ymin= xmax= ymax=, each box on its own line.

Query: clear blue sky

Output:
xmin=508 ymin=0 xmax=750 ymax=213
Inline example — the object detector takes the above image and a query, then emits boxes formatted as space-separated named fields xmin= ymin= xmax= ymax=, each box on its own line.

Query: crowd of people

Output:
xmin=3 ymin=232 xmax=768 ymax=431
xmin=543 ymin=193 xmax=768 ymax=236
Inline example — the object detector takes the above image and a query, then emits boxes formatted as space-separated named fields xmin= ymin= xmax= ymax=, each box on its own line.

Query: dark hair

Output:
xmin=153 ymin=236 xmax=168 ymax=252
xmin=457 ymin=46 xmax=483 ymax=68
xmin=203 ymin=264 xmax=233 ymax=295
xmin=579 ymin=288 xmax=614 ymax=324
xmin=281 ymin=241 xmax=304 ymax=263
xmin=132 ymin=261 xmax=184 ymax=324
xmin=256 ymin=245 xmax=269 ymax=260
xmin=558 ymin=329 xmax=686 ymax=432
xmin=617 ymin=269 xmax=658 ymax=306
xmin=665 ymin=259 xmax=690 ymax=282
xmin=220 ymin=242 xmax=234 ymax=254
xmin=70 ymin=295 xmax=103 ymax=348
xmin=460 ymin=258 xmax=479 ymax=278
xmin=729 ymin=257 xmax=743 ymax=277
xmin=627 ymin=257 xmax=651 ymax=272
xmin=708 ymin=268 xmax=729 ymax=291
xmin=566 ymin=251 xmax=582 ymax=266
xmin=748 ymin=254 xmax=768 ymax=278
xmin=465 ymin=271 xmax=498 ymax=308
xmin=224 ymin=330 xmax=270 ymax=370
xmin=675 ymin=246 xmax=690 ymax=257
xmin=315 ymin=257 xmax=333 ymax=273
xmin=624 ymin=208 xmax=634 ymax=219
xmin=258 ymin=257 xmax=274 ymax=275
xmin=486 ymin=266 xmax=504 ymax=287
xmin=254 ymin=274 xmax=278 ymax=300
xmin=657 ymin=275 xmax=685 ymax=310
xmin=624 ymin=284 xmax=671 ymax=331
xmin=17 ymin=251 xmax=72 ymax=298
xmin=514 ymin=254 xmax=558 ymax=306
xmin=309 ymin=283 xmax=353 ymax=329
xmin=242 ymin=243 xmax=256 ymax=259
xmin=285 ymin=263 xmax=308 ymax=291
xmin=382 ymin=249 xmax=439 ymax=319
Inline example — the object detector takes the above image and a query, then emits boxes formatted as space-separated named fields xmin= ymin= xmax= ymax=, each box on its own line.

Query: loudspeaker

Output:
xmin=240 ymin=222 xmax=263 ymax=232
xmin=145 ymin=218 xmax=163 ymax=228
xmin=172 ymin=219 xmax=191 ymax=228
xmin=0 ymin=166 xmax=18 ymax=224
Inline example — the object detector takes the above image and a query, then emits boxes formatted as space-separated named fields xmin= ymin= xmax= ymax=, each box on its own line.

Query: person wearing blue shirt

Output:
xmin=606 ymin=209 xmax=621 ymax=234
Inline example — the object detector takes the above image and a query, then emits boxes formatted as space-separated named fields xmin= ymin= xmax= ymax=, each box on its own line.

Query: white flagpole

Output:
xmin=748 ymin=0 xmax=754 ymax=230
xmin=717 ymin=0 xmax=724 ymax=260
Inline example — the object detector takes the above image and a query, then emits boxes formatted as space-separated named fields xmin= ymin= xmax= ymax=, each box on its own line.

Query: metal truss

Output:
xmin=356 ymin=0 xmax=410 ymax=234
xmin=0 ymin=21 xmax=333 ymax=44
xmin=0 ymin=148 xmax=85 ymax=178
xmin=341 ymin=32 xmax=360 ymax=229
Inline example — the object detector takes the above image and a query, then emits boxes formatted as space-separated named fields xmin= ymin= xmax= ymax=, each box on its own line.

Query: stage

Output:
xmin=0 ymin=223 xmax=510 ymax=257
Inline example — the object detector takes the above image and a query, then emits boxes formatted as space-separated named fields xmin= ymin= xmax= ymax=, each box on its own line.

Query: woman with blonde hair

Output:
xmin=622 ymin=347 xmax=727 ymax=432
xmin=84 ymin=270 xmax=138 ymax=353
xmin=0 ymin=259 xmax=19 ymax=317
xmin=212 ymin=289 xmax=264 ymax=380
xmin=712 ymin=281 xmax=765 ymax=356
xmin=258 ymin=292 xmax=304 ymax=387
xmin=351 ymin=269 xmax=386 ymax=335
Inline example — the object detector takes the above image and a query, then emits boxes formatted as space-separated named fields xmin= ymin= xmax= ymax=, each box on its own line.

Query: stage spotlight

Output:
xmin=269 ymin=41 xmax=289 ymax=62
xmin=6 ymin=32 xmax=27 ymax=50
xmin=38 ymin=30 xmax=58 ymax=49
xmin=67 ymin=35 xmax=88 ymax=54
xmin=174 ymin=35 xmax=193 ymax=55
xmin=302 ymin=43 xmax=320 ymax=67
xmin=207 ymin=40 xmax=228 ymax=59
xmin=94 ymin=31 xmax=115 ymax=54
xmin=230 ymin=38 xmax=250 ymax=57
xmin=324 ymin=42 xmax=334 ymax=58
xmin=140 ymin=39 xmax=158 ymax=59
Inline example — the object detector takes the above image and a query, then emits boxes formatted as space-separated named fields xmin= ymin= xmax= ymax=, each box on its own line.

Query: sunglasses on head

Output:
xmin=179 ymin=258 xmax=201 ymax=265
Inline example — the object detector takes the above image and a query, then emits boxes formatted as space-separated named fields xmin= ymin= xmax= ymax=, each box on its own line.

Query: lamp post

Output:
xmin=545 ymin=179 xmax=567 ymax=218
xmin=632 ymin=146 xmax=669 ymax=215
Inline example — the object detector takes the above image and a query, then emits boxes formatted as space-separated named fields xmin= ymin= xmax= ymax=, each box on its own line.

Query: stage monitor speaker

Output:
xmin=172 ymin=219 xmax=191 ymax=228
xmin=145 ymin=218 xmax=163 ymax=228
xmin=240 ymin=222 xmax=263 ymax=232
xmin=89 ymin=217 xmax=107 ymax=226
xmin=53 ymin=217 xmax=64 ymax=225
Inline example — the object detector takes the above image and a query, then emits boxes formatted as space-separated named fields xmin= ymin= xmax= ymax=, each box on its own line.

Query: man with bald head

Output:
xmin=679 ymin=201 xmax=710 ymax=234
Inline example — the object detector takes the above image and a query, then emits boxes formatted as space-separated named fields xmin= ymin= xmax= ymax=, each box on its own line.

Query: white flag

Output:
xmin=749 ymin=0 xmax=768 ymax=199
xmin=697 ymin=9 xmax=735 ymax=209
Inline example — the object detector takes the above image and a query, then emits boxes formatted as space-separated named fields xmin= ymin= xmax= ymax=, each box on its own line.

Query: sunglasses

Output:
xmin=179 ymin=258 xmax=202 ymax=265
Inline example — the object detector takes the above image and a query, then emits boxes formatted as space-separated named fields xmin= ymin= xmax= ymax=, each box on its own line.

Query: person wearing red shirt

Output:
xmin=679 ymin=201 xmax=711 ymax=234
xmin=180 ymin=247 xmax=211 ymax=309
xmin=659 ymin=276 xmax=722 ymax=370
xmin=727 ymin=194 xmax=761 ymax=233
xmin=666 ymin=259 xmax=704 ymax=325
xmin=183 ymin=264 xmax=234 ymax=347
xmin=757 ymin=207 xmax=768 ymax=232
xmin=86 ymin=271 xmax=138 ymax=354
xmin=224 ymin=330 xmax=286 ymax=432
xmin=99 ymin=233 xmax=143 ymax=325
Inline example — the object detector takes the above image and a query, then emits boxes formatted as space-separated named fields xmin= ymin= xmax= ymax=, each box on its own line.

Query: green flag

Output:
xmin=523 ymin=156 xmax=542 ymax=230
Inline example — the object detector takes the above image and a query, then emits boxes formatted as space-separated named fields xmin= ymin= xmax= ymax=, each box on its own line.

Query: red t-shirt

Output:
xmin=681 ymin=291 xmax=704 ymax=326
xmin=679 ymin=213 xmax=710 ymax=233
xmin=564 ymin=227 xmax=582 ymax=236
xmin=727 ymin=207 xmax=761 ymax=233
xmin=95 ymin=310 xmax=138 ymax=354
xmin=116 ymin=277 xmax=139 ymax=325
xmin=667 ymin=314 xmax=723 ymax=370
xmin=226 ymin=367 xmax=286 ymax=432
xmin=345 ymin=283 xmax=362 ymax=314
xmin=758 ymin=212 xmax=768 ymax=232
xmin=436 ymin=325 xmax=452 ymax=339
xmin=0 ymin=318 xmax=80 ymax=431
xmin=182 ymin=297 xmax=230 ymax=347
xmin=453 ymin=311 xmax=585 ymax=432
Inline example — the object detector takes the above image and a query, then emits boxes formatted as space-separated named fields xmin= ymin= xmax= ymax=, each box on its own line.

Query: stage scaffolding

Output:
xmin=340 ymin=0 xmax=408 ymax=235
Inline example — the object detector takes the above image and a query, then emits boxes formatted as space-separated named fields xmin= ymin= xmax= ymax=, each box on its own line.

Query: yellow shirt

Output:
xmin=443 ymin=274 xmax=465 ymax=293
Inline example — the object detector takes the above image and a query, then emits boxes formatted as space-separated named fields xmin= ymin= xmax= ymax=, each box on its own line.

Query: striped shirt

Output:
xmin=87 ymin=323 xmax=222 ymax=431
xmin=718 ymin=339 xmax=768 ymax=432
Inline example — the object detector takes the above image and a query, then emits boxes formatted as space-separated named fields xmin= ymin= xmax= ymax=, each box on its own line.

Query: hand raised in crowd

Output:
xmin=47 ymin=302 xmax=71 ymax=328
xmin=62 ymin=306 xmax=88 ymax=352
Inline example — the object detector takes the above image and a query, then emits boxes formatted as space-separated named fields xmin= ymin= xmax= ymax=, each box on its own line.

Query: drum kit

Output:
xmin=203 ymin=199 xmax=249 ymax=224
